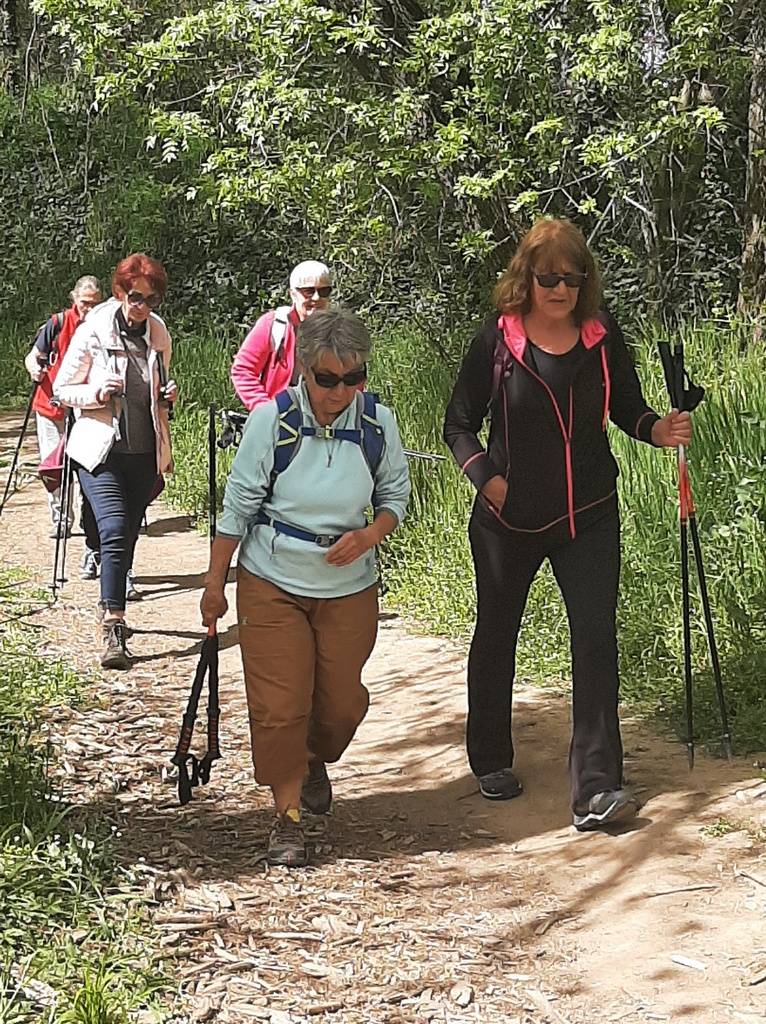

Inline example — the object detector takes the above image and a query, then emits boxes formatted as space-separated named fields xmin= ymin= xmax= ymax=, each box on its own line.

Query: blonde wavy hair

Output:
xmin=493 ymin=218 xmax=602 ymax=323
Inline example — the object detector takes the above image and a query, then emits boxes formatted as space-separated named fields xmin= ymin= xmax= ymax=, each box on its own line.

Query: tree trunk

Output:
xmin=739 ymin=7 xmax=766 ymax=327
xmin=0 ymin=0 xmax=19 ymax=91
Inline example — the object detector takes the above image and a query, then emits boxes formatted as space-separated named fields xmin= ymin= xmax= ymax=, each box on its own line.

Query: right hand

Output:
xmin=481 ymin=474 xmax=508 ymax=513
xmin=26 ymin=354 xmax=45 ymax=382
xmin=200 ymin=585 xmax=228 ymax=627
xmin=97 ymin=374 xmax=124 ymax=403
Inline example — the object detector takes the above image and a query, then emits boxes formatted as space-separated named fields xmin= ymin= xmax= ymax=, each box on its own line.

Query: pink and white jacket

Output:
xmin=231 ymin=307 xmax=300 ymax=410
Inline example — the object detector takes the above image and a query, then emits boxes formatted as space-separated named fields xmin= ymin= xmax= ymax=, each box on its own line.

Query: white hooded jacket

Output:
xmin=53 ymin=298 xmax=173 ymax=474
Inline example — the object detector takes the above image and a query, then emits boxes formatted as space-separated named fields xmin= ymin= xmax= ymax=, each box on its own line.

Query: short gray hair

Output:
xmin=71 ymin=275 xmax=102 ymax=299
xmin=296 ymin=309 xmax=372 ymax=370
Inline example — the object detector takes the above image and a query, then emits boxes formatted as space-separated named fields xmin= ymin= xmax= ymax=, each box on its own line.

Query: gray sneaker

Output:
xmin=100 ymin=621 xmax=131 ymax=670
xmin=573 ymin=789 xmax=639 ymax=832
xmin=267 ymin=810 xmax=308 ymax=867
xmin=80 ymin=547 xmax=100 ymax=580
xmin=301 ymin=760 xmax=332 ymax=815
xmin=125 ymin=570 xmax=141 ymax=602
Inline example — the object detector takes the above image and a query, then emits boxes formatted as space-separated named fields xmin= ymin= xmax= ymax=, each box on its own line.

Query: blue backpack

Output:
xmin=271 ymin=387 xmax=386 ymax=480
xmin=253 ymin=388 xmax=387 ymax=548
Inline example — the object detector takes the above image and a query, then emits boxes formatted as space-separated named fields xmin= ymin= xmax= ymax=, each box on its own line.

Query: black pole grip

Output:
xmin=657 ymin=342 xmax=677 ymax=407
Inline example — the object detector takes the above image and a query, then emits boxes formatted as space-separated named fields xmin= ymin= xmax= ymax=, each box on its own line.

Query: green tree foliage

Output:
xmin=0 ymin=0 xmax=756 ymax=325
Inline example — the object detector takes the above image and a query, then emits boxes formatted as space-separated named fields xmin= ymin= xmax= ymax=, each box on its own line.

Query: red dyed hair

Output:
xmin=112 ymin=253 xmax=168 ymax=300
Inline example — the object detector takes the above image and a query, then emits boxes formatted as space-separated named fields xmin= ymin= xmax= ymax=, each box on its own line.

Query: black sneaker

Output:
xmin=301 ymin=760 xmax=332 ymax=815
xmin=478 ymin=768 xmax=523 ymax=801
xmin=100 ymin=621 xmax=131 ymax=670
xmin=267 ymin=809 xmax=308 ymax=867
xmin=573 ymin=789 xmax=639 ymax=832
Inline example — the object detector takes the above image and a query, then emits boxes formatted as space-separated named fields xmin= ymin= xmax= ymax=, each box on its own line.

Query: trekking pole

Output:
xmin=402 ymin=448 xmax=447 ymax=462
xmin=51 ymin=414 xmax=74 ymax=598
xmin=156 ymin=352 xmax=174 ymax=423
xmin=171 ymin=624 xmax=221 ymax=805
xmin=208 ymin=404 xmax=217 ymax=544
xmin=657 ymin=341 xmax=732 ymax=764
xmin=672 ymin=343 xmax=731 ymax=759
xmin=0 ymin=383 xmax=38 ymax=517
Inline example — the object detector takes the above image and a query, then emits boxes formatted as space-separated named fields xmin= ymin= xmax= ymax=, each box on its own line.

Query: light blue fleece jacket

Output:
xmin=217 ymin=384 xmax=411 ymax=598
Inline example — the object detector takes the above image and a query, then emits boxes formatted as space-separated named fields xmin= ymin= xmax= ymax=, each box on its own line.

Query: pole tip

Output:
xmin=687 ymin=744 xmax=695 ymax=771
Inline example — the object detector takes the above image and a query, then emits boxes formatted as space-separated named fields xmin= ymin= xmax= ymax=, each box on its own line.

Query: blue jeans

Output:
xmin=76 ymin=451 xmax=157 ymax=611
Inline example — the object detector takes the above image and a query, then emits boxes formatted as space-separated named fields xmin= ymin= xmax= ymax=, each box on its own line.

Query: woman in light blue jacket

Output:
xmin=201 ymin=309 xmax=410 ymax=868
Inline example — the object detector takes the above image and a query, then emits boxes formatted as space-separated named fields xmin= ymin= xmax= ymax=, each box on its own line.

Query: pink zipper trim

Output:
xmin=461 ymin=451 xmax=484 ymax=474
xmin=600 ymin=347 xmax=610 ymax=429
xmin=635 ymin=410 xmax=654 ymax=438
xmin=513 ymin=357 xmax=576 ymax=539
xmin=566 ymin=389 xmax=575 ymax=537
xmin=483 ymin=489 xmax=617 ymax=533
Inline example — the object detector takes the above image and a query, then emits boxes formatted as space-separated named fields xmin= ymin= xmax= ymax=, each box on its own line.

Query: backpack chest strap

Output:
xmin=300 ymin=425 xmax=363 ymax=445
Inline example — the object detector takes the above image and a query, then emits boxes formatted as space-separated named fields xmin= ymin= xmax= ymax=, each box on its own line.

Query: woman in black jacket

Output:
xmin=443 ymin=218 xmax=691 ymax=830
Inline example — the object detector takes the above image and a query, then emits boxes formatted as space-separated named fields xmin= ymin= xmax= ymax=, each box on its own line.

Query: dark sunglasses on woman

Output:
xmin=311 ymin=365 xmax=367 ymax=389
xmin=127 ymin=290 xmax=161 ymax=309
xmin=296 ymin=285 xmax=332 ymax=299
xmin=534 ymin=271 xmax=587 ymax=289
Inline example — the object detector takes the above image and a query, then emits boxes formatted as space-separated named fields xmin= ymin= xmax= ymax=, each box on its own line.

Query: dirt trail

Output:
xmin=1 ymin=410 xmax=765 ymax=1024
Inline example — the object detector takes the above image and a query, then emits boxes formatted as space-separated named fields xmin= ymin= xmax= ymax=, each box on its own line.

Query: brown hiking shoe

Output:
xmin=301 ymin=759 xmax=332 ymax=815
xmin=100 ymin=620 xmax=131 ymax=670
xmin=267 ymin=809 xmax=308 ymax=868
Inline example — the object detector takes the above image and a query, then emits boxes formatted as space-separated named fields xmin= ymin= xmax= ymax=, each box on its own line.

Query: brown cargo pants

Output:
xmin=236 ymin=566 xmax=378 ymax=786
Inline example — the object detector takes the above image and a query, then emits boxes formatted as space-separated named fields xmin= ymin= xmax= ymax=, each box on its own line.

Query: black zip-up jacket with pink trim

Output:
xmin=443 ymin=310 xmax=660 ymax=537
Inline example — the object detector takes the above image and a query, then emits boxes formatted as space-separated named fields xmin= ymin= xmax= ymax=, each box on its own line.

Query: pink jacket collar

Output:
xmin=499 ymin=313 xmax=606 ymax=359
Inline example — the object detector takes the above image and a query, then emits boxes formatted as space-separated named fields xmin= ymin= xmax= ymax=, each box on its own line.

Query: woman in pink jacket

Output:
xmin=231 ymin=260 xmax=332 ymax=409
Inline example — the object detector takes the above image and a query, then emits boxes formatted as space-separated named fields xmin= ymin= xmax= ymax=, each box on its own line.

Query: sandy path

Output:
xmin=1 ymin=411 xmax=765 ymax=1024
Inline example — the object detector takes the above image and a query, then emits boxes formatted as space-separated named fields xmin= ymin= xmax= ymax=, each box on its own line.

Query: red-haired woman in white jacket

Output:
xmin=54 ymin=253 xmax=177 ymax=669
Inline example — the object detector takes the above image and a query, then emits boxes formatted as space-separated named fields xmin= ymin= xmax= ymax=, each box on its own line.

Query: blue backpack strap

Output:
xmin=271 ymin=389 xmax=385 ymax=486
xmin=272 ymin=388 xmax=303 ymax=475
xmin=359 ymin=391 xmax=385 ymax=475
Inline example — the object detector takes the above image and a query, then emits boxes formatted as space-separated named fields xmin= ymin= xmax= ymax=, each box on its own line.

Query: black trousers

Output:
xmin=467 ymin=500 xmax=623 ymax=810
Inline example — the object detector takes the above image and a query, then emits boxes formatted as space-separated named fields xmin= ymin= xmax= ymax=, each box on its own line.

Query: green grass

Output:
xmin=2 ymin=313 xmax=764 ymax=754
xmin=165 ymin=315 xmax=766 ymax=754
xmin=0 ymin=575 xmax=170 ymax=1023
xmin=375 ymin=319 xmax=766 ymax=754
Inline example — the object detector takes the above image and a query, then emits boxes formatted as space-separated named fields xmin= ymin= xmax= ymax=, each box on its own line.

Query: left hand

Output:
xmin=651 ymin=409 xmax=693 ymax=447
xmin=161 ymin=378 xmax=178 ymax=403
xmin=325 ymin=527 xmax=375 ymax=567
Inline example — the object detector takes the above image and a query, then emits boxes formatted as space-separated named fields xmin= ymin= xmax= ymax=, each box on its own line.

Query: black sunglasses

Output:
xmin=534 ymin=271 xmax=587 ymax=289
xmin=311 ymin=365 xmax=367 ymax=389
xmin=296 ymin=285 xmax=332 ymax=299
xmin=127 ymin=289 xmax=161 ymax=309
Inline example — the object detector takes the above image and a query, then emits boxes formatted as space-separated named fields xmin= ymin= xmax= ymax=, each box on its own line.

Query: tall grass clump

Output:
xmin=0 ymin=576 xmax=169 ymax=1022
xmin=162 ymin=319 xmax=242 ymax=521
xmin=376 ymin=319 xmax=765 ymax=753
xmin=4 ymin=308 xmax=762 ymax=753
